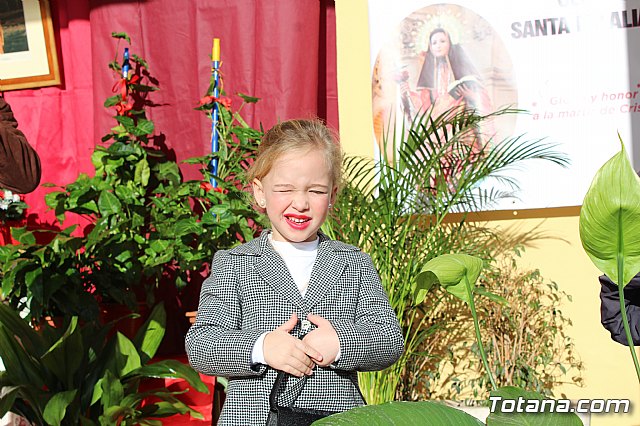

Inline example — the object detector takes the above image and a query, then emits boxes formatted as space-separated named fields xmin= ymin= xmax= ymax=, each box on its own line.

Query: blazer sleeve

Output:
xmin=185 ymin=250 xmax=266 ymax=377
xmin=331 ymin=252 xmax=404 ymax=371
xmin=600 ymin=273 xmax=640 ymax=345
xmin=0 ymin=98 xmax=41 ymax=194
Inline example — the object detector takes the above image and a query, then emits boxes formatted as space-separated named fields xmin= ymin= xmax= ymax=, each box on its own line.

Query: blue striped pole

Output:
xmin=210 ymin=38 xmax=221 ymax=187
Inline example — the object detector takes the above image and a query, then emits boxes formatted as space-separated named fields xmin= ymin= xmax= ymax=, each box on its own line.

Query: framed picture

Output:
xmin=0 ymin=0 xmax=60 ymax=91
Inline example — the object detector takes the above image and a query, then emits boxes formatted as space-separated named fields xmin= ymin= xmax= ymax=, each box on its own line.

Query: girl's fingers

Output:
xmin=297 ymin=341 xmax=323 ymax=363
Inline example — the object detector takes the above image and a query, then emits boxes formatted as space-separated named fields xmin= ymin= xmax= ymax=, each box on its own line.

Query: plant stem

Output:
xmin=617 ymin=257 xmax=640 ymax=382
xmin=465 ymin=275 xmax=497 ymax=391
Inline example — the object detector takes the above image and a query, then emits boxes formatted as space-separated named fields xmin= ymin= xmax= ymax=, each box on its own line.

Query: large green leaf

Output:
xmin=43 ymin=390 xmax=77 ymax=426
xmin=139 ymin=398 xmax=204 ymax=419
xmin=0 ymin=303 xmax=44 ymax=356
xmin=486 ymin=386 xmax=583 ymax=426
xmin=579 ymin=140 xmax=640 ymax=286
xmin=133 ymin=303 xmax=166 ymax=363
xmin=0 ymin=324 xmax=45 ymax=388
xmin=312 ymin=401 xmax=483 ymax=425
xmin=41 ymin=317 xmax=84 ymax=388
xmin=112 ymin=333 xmax=141 ymax=377
xmin=415 ymin=254 xmax=483 ymax=304
xmin=92 ymin=370 xmax=124 ymax=409
xmin=129 ymin=359 xmax=209 ymax=393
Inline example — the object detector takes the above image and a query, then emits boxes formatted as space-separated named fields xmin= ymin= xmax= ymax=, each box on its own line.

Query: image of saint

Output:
xmin=414 ymin=28 xmax=492 ymax=121
xmin=372 ymin=5 xmax=517 ymax=158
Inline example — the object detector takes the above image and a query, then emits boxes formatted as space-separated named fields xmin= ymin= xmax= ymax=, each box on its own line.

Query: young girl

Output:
xmin=186 ymin=119 xmax=404 ymax=425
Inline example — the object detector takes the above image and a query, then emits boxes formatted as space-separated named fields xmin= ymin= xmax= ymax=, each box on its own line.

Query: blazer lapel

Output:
xmin=253 ymin=233 xmax=307 ymax=310
xmin=304 ymin=240 xmax=347 ymax=310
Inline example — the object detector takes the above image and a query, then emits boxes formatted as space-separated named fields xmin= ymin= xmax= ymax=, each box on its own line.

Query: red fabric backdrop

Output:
xmin=3 ymin=0 xmax=338 ymax=227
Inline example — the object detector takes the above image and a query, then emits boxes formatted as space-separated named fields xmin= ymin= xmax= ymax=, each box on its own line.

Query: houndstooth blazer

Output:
xmin=185 ymin=230 xmax=404 ymax=426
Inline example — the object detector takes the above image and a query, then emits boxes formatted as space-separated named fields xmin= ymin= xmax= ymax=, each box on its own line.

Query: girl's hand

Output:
xmin=302 ymin=314 xmax=340 ymax=367
xmin=264 ymin=313 xmax=324 ymax=377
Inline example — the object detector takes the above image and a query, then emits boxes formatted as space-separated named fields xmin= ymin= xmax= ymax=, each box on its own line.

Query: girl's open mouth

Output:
xmin=285 ymin=214 xmax=311 ymax=230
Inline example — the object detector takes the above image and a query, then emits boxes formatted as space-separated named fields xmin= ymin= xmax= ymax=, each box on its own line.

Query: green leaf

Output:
xmin=135 ymin=159 xmax=151 ymax=186
xmin=157 ymin=162 xmax=182 ymax=184
xmin=0 ymin=385 xmax=20 ymax=418
xmin=579 ymin=139 xmax=640 ymax=287
xmin=98 ymin=191 xmax=122 ymax=216
xmin=415 ymin=254 xmax=483 ymax=305
xmin=141 ymin=400 xmax=204 ymax=419
xmin=41 ymin=317 xmax=84 ymax=388
xmin=0 ymin=323 xmax=45 ymax=388
xmin=93 ymin=370 xmax=124 ymax=409
xmin=113 ymin=332 xmax=142 ymax=377
xmin=104 ymin=95 xmax=122 ymax=108
xmin=10 ymin=227 xmax=36 ymax=245
xmin=134 ymin=119 xmax=155 ymax=136
xmin=111 ymin=32 xmax=131 ymax=43
xmin=475 ymin=287 xmax=507 ymax=305
xmin=133 ymin=303 xmax=166 ymax=363
xmin=486 ymin=386 xmax=583 ymax=426
xmin=130 ymin=54 xmax=148 ymax=69
xmin=43 ymin=390 xmax=77 ymax=426
xmin=173 ymin=218 xmax=200 ymax=236
xmin=0 ymin=304 xmax=43 ymax=356
xmin=115 ymin=116 xmax=136 ymax=133
xmin=312 ymin=401 xmax=483 ymax=425
xmin=237 ymin=93 xmax=260 ymax=104
xmin=129 ymin=359 xmax=209 ymax=394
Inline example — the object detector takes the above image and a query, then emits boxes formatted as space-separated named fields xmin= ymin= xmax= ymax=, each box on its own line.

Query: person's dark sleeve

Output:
xmin=0 ymin=98 xmax=41 ymax=193
xmin=600 ymin=273 xmax=640 ymax=345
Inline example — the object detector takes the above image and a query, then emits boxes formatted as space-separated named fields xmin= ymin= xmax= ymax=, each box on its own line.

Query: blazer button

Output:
xmin=301 ymin=319 xmax=312 ymax=332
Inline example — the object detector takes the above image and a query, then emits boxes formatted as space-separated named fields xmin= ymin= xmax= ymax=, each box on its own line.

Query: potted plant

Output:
xmin=0 ymin=302 xmax=209 ymax=425
xmin=311 ymin=254 xmax=583 ymax=425
xmin=322 ymin=106 xmax=570 ymax=404
xmin=579 ymin=137 xmax=640 ymax=381
xmin=0 ymin=33 xmax=264 ymax=325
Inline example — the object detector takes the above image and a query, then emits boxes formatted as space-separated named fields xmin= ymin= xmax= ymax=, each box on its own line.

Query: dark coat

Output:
xmin=600 ymin=273 xmax=640 ymax=345
xmin=0 ymin=98 xmax=41 ymax=193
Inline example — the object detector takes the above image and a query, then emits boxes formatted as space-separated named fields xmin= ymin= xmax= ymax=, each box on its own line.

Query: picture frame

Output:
xmin=0 ymin=0 xmax=60 ymax=91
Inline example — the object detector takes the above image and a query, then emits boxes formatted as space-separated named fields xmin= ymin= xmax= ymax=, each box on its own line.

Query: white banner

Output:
xmin=369 ymin=0 xmax=640 ymax=210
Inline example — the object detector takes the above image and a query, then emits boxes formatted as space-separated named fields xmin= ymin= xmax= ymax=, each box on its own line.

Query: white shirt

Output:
xmin=269 ymin=236 xmax=319 ymax=297
xmin=252 ymin=236 xmax=330 ymax=365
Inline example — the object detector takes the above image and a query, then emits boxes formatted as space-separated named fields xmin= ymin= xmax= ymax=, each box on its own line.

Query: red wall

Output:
xmin=3 ymin=0 xmax=338 ymax=226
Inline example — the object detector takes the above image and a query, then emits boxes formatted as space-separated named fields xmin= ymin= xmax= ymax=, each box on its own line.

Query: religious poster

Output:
xmin=369 ymin=0 xmax=640 ymax=211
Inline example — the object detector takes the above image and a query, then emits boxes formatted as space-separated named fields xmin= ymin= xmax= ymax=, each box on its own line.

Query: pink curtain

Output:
xmin=2 ymin=0 xmax=338 ymax=229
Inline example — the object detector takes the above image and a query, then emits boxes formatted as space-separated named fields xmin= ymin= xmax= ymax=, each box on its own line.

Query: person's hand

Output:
xmin=264 ymin=313 xmax=324 ymax=377
xmin=302 ymin=314 xmax=340 ymax=367
xmin=457 ymin=83 xmax=479 ymax=103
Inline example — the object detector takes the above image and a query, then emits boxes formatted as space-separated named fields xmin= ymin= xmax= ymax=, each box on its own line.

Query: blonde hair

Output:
xmin=248 ymin=119 xmax=343 ymax=187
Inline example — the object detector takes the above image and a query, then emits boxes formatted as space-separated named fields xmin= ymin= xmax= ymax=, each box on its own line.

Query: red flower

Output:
xmin=200 ymin=182 xmax=227 ymax=194
xmin=115 ymin=101 xmax=133 ymax=116
xmin=199 ymin=95 xmax=215 ymax=106
xmin=217 ymin=96 xmax=232 ymax=109
xmin=200 ymin=182 xmax=214 ymax=191
xmin=198 ymin=95 xmax=232 ymax=109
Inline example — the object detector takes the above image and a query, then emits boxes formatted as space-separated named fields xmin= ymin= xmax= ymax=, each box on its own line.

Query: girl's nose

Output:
xmin=291 ymin=192 xmax=309 ymax=211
